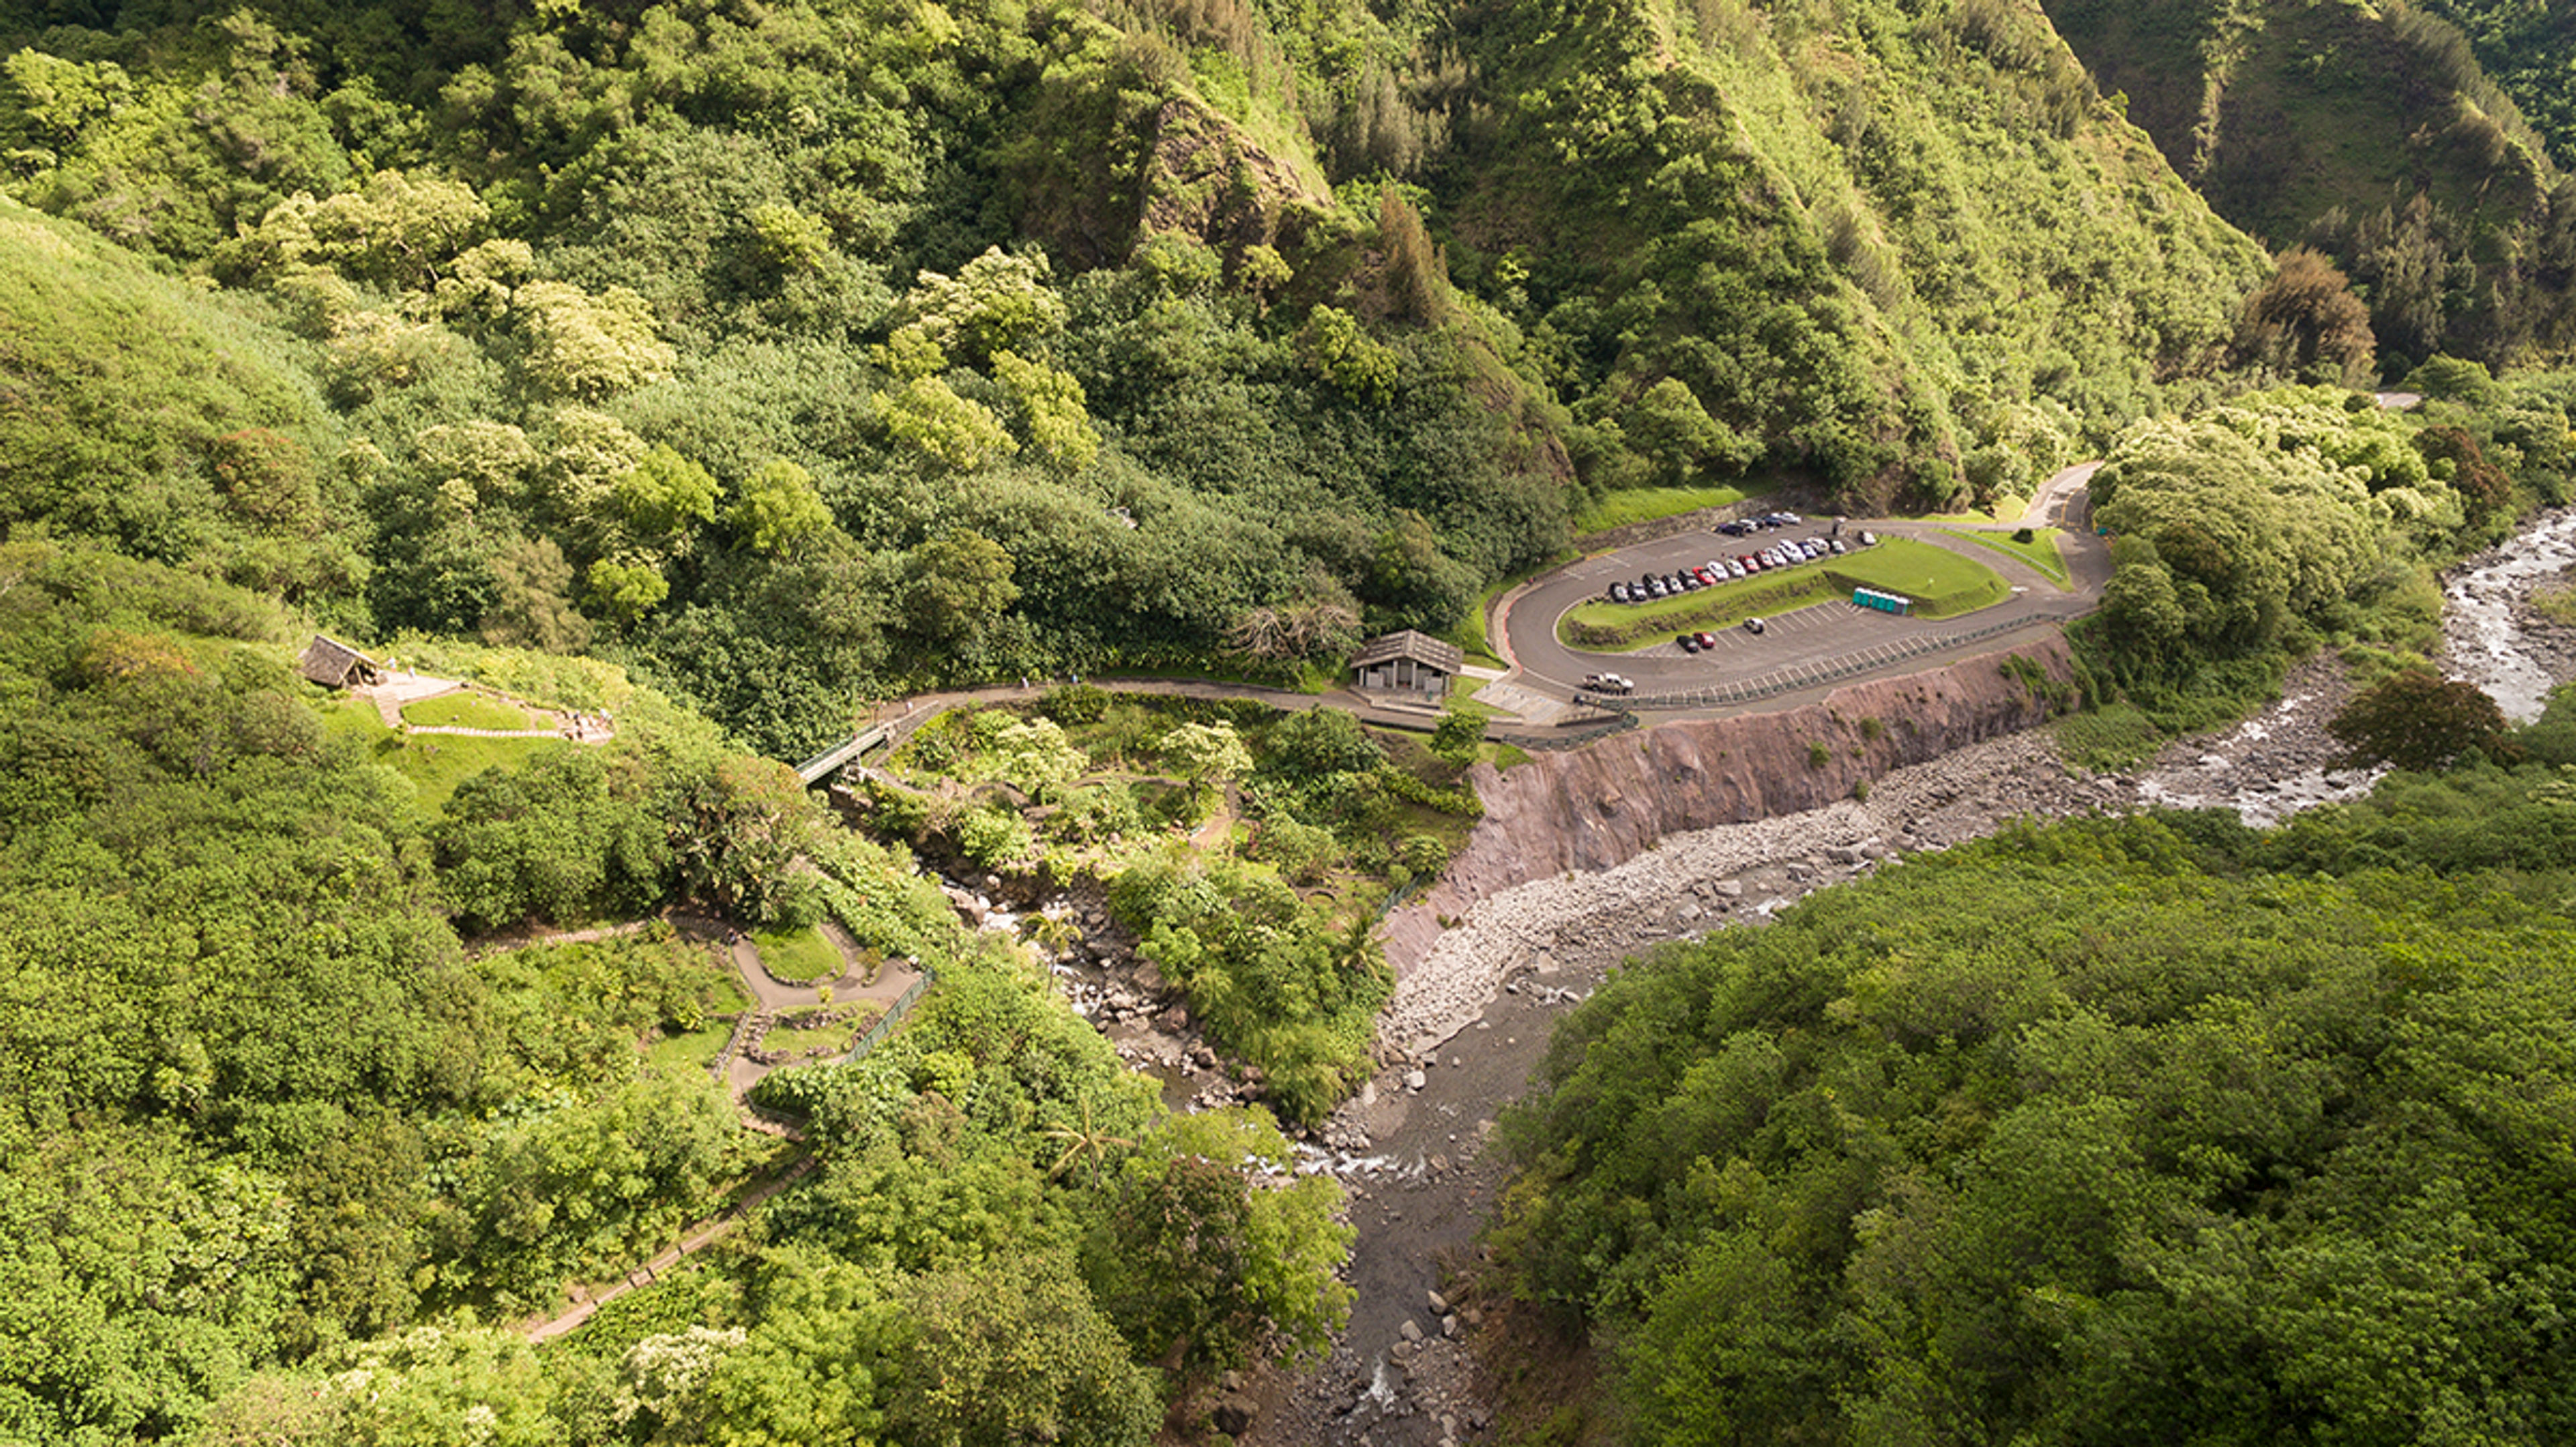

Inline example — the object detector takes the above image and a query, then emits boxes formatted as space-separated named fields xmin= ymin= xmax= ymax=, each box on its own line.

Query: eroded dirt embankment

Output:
xmin=1377 ymin=639 xmax=2074 ymax=1026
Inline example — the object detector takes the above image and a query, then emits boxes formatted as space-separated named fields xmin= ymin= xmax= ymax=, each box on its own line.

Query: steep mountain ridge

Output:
xmin=1427 ymin=0 xmax=2272 ymax=509
xmin=2044 ymin=0 xmax=2576 ymax=370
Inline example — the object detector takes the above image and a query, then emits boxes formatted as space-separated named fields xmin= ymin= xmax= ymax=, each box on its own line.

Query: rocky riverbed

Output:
xmin=913 ymin=527 xmax=2576 ymax=1447
xmin=1240 ymin=634 xmax=2539 ymax=1447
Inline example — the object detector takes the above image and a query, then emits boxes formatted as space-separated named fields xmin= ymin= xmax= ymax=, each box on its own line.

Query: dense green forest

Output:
xmin=15 ymin=0 xmax=2576 ymax=1440
xmin=0 ymin=546 xmax=1352 ymax=1444
xmin=2041 ymin=0 xmax=2576 ymax=375
xmin=0 ymin=0 xmax=2300 ymax=756
xmin=1498 ymin=690 xmax=2576 ymax=1444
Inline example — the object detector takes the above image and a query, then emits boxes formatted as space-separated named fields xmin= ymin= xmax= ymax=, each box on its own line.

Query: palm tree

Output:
xmin=1020 ymin=910 xmax=1085 ymax=961
xmin=1040 ymin=1095 xmax=1134 ymax=1186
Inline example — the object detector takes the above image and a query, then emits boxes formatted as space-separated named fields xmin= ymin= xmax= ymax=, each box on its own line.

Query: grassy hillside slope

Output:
xmin=0 ymin=197 xmax=360 ymax=604
xmin=2044 ymin=0 xmax=2576 ymax=372
xmin=1428 ymin=0 xmax=2271 ymax=512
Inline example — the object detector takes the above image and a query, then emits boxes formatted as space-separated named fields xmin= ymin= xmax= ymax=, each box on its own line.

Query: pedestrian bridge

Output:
xmin=792 ymin=724 xmax=889 ymax=785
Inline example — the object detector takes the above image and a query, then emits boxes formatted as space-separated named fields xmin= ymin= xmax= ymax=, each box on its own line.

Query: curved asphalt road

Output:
xmin=1495 ymin=462 xmax=2111 ymax=710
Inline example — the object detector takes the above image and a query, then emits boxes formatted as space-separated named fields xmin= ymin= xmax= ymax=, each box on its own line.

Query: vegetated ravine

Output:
xmin=1221 ymin=513 xmax=2576 ymax=1447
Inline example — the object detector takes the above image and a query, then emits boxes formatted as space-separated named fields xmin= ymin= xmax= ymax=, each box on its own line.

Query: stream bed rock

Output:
xmin=1251 ymin=537 xmax=2576 ymax=1444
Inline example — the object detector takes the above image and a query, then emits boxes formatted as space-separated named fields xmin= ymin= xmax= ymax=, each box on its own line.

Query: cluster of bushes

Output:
xmin=861 ymin=691 xmax=1489 ymax=1122
xmin=2072 ymin=378 xmax=2551 ymax=753
xmin=1501 ymin=739 xmax=2576 ymax=1441
xmin=1108 ymin=847 xmax=1392 ymax=1121
xmin=186 ymin=939 xmax=1352 ymax=1446
xmin=0 ymin=543 xmax=1361 ymax=1443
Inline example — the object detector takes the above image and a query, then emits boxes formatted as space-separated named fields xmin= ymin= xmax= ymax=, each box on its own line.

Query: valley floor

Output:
xmin=1237 ymin=645 xmax=2451 ymax=1445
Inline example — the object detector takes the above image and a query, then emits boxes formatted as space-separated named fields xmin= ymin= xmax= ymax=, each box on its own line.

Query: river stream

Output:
xmin=2443 ymin=506 xmax=2576 ymax=724
xmin=1244 ymin=507 xmax=2576 ymax=1446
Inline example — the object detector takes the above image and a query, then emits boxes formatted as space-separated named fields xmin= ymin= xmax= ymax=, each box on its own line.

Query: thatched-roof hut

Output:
xmin=297 ymin=635 xmax=381 ymax=690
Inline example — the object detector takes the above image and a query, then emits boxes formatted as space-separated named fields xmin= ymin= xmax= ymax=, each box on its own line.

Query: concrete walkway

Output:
xmin=354 ymin=669 xmax=616 ymax=745
xmin=673 ymin=913 xmax=926 ymax=1103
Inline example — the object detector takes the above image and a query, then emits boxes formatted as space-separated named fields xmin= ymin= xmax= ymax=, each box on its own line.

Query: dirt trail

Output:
xmin=521 ymin=1150 xmax=814 ymax=1344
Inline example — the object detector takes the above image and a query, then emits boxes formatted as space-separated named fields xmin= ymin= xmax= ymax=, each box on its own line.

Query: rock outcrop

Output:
xmin=1382 ymin=638 xmax=2076 ymax=989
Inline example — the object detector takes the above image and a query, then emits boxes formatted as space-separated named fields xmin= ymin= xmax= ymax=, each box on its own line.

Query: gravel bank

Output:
xmin=1256 ymin=656 xmax=2381 ymax=1447
xmin=1376 ymin=723 xmax=2131 ymax=1061
xmin=1254 ymin=519 xmax=2576 ymax=1447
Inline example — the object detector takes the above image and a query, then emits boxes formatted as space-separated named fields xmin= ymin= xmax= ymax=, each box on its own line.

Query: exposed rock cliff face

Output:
xmin=1016 ymin=88 xmax=1334 ymax=273
xmin=1137 ymin=98 xmax=1332 ymax=256
xmin=1380 ymin=639 xmax=2077 ymax=986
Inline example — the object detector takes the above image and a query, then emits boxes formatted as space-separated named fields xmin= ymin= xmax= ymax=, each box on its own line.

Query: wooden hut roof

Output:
xmin=297 ymin=635 xmax=378 ymax=689
xmin=1349 ymin=630 xmax=1464 ymax=674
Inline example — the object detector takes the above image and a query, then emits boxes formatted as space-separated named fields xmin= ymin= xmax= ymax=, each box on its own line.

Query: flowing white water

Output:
xmin=2443 ymin=508 xmax=2576 ymax=723
xmin=2131 ymin=684 xmax=2383 ymax=828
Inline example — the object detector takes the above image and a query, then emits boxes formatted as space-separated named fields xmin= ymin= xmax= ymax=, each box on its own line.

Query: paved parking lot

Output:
xmin=1494 ymin=485 xmax=2110 ymax=716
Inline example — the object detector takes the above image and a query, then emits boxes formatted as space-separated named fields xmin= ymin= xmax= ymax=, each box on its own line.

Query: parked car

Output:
xmin=1858 ymin=529 xmax=1878 ymax=547
xmin=1829 ymin=539 xmax=1847 ymax=555
xmin=1648 ymin=576 xmax=1668 ymax=598
xmin=1676 ymin=633 xmax=1701 ymax=653
xmin=1583 ymin=672 xmax=1635 ymax=694
xmin=1743 ymin=616 xmax=1767 ymax=635
xmin=1694 ymin=566 xmax=1717 ymax=586
xmin=1695 ymin=631 xmax=1719 ymax=649
xmin=1609 ymin=581 xmax=1631 ymax=603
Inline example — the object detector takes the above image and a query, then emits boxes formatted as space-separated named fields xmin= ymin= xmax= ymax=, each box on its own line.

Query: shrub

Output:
xmin=1252 ymin=818 xmax=1343 ymax=883
xmin=2327 ymin=669 xmax=2507 ymax=771
xmin=1058 ymin=782 xmax=1144 ymax=844
xmin=1379 ymin=767 xmax=1483 ymax=818
xmin=1396 ymin=833 xmax=1451 ymax=878
xmin=1268 ymin=708 xmax=1384 ymax=777
xmin=1037 ymin=683 xmax=1110 ymax=725
xmin=959 ymin=807 xmax=1035 ymax=867
xmin=1430 ymin=704 xmax=1483 ymax=766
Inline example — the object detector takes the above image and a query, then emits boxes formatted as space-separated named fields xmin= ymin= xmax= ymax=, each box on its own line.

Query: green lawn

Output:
xmin=1437 ymin=551 xmax=1579 ymax=669
xmin=2053 ymin=702 xmax=2167 ymax=770
xmin=699 ymin=970 xmax=753 ymax=1017
xmin=1560 ymin=539 xmax=2009 ymax=651
xmin=1831 ymin=539 xmax=2012 ymax=614
xmin=1573 ymin=484 xmax=1752 ymax=535
xmin=765 ymin=1003 xmax=883 ymax=1057
xmin=752 ymin=925 xmax=843 ymax=984
xmin=1936 ymin=527 xmax=2069 ymax=587
xmin=403 ymin=691 xmax=541 ymax=730
xmin=644 ymin=1022 xmax=735 ymax=1073
xmin=1918 ymin=494 xmax=2030 ymax=525
xmin=319 ymin=696 xmax=566 ymax=812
